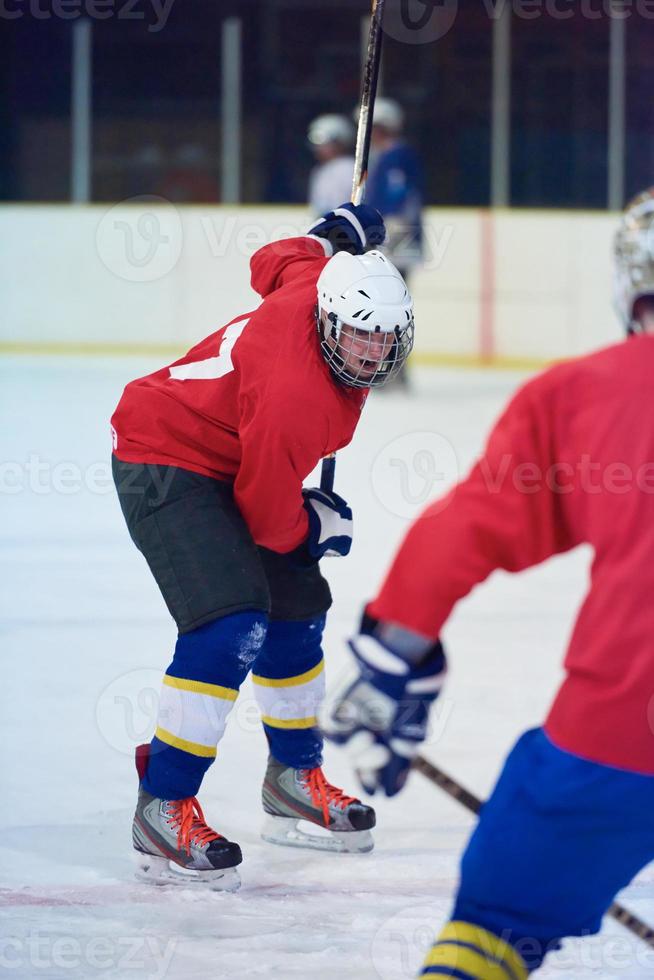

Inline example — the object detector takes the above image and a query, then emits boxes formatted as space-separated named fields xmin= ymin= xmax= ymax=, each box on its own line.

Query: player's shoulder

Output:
xmin=239 ymin=305 xmax=326 ymax=390
xmin=523 ymin=336 xmax=654 ymax=404
xmin=235 ymin=289 xmax=314 ymax=368
xmin=382 ymin=141 xmax=419 ymax=167
xmin=249 ymin=235 xmax=331 ymax=299
xmin=253 ymin=235 xmax=331 ymax=270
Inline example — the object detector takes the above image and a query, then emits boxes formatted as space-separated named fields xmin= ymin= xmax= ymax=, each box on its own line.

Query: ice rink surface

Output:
xmin=2 ymin=354 xmax=653 ymax=980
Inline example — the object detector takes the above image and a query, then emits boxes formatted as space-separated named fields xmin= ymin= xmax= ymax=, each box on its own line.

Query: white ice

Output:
xmin=2 ymin=356 xmax=653 ymax=980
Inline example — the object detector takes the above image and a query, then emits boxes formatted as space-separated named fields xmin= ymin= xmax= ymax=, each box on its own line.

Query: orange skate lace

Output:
xmin=166 ymin=798 xmax=220 ymax=856
xmin=300 ymin=768 xmax=357 ymax=827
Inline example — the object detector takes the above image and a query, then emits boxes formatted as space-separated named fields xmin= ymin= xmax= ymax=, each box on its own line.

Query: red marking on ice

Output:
xmin=0 ymin=889 xmax=95 ymax=907
xmin=0 ymin=885 xmax=158 ymax=908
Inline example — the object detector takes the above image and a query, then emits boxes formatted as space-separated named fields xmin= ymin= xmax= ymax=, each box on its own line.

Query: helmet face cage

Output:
xmin=614 ymin=188 xmax=654 ymax=333
xmin=317 ymin=309 xmax=414 ymax=389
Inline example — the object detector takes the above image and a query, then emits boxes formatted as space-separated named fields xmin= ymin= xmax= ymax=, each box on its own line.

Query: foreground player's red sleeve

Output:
xmin=368 ymin=379 xmax=576 ymax=638
xmin=250 ymin=236 xmax=331 ymax=298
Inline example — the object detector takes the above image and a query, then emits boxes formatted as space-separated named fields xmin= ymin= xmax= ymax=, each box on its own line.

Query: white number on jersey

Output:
xmin=169 ymin=317 xmax=250 ymax=381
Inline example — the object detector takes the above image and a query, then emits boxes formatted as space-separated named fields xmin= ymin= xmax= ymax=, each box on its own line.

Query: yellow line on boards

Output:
xmin=411 ymin=351 xmax=555 ymax=371
xmin=0 ymin=342 xmax=553 ymax=372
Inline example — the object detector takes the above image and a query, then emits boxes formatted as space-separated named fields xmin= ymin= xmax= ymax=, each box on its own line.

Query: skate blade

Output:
xmin=133 ymin=852 xmax=241 ymax=891
xmin=260 ymin=815 xmax=374 ymax=854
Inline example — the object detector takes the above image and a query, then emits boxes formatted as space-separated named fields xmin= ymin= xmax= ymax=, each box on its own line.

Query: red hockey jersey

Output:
xmin=369 ymin=335 xmax=654 ymax=775
xmin=111 ymin=237 xmax=366 ymax=553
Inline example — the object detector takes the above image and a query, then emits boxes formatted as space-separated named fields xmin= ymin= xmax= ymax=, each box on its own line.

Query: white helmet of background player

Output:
xmin=372 ymin=98 xmax=404 ymax=133
xmin=353 ymin=98 xmax=404 ymax=134
xmin=316 ymin=250 xmax=414 ymax=388
xmin=613 ymin=187 xmax=654 ymax=333
xmin=308 ymin=114 xmax=355 ymax=149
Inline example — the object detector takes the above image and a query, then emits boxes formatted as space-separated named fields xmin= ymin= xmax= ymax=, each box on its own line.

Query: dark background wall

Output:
xmin=1 ymin=0 xmax=653 ymax=207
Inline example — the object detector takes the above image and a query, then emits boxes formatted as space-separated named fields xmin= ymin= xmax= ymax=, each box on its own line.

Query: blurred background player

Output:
xmin=326 ymin=188 xmax=654 ymax=976
xmin=307 ymin=114 xmax=356 ymax=216
xmin=362 ymin=97 xmax=424 ymax=389
xmin=110 ymin=202 xmax=414 ymax=890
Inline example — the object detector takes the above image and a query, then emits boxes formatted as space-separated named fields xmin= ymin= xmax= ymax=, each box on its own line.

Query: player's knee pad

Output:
xmin=420 ymin=921 xmax=528 ymax=979
xmin=169 ymin=610 xmax=268 ymax=688
xmin=252 ymin=615 xmax=326 ymax=768
xmin=144 ymin=611 xmax=269 ymax=799
xmin=162 ymin=609 xmax=268 ymax=750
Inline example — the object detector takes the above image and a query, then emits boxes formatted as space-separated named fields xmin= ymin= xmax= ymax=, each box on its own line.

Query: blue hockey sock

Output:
xmin=143 ymin=611 xmax=268 ymax=799
xmin=251 ymin=615 xmax=326 ymax=769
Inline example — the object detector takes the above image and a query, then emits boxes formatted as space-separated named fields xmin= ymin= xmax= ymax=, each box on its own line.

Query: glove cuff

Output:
xmin=361 ymin=611 xmax=438 ymax=666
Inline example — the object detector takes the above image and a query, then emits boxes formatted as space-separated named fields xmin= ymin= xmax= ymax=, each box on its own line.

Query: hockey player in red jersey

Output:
xmin=110 ymin=203 xmax=414 ymax=889
xmin=327 ymin=189 xmax=654 ymax=976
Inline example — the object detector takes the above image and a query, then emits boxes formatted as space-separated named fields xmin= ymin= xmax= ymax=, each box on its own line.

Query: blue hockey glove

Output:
xmin=302 ymin=487 xmax=353 ymax=559
xmin=308 ymin=202 xmax=386 ymax=256
xmin=324 ymin=614 xmax=447 ymax=796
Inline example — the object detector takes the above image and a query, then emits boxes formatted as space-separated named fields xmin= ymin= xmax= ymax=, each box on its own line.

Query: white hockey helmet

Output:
xmin=613 ymin=187 xmax=654 ymax=333
xmin=373 ymin=98 xmax=404 ymax=132
xmin=316 ymin=250 xmax=414 ymax=388
xmin=308 ymin=114 xmax=355 ymax=148
xmin=354 ymin=97 xmax=404 ymax=134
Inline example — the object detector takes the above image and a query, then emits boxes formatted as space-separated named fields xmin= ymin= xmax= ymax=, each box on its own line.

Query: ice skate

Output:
xmin=132 ymin=746 xmax=242 ymax=891
xmin=261 ymin=755 xmax=375 ymax=853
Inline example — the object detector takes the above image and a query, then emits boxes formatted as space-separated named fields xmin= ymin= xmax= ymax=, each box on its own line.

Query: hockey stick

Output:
xmin=350 ymin=0 xmax=387 ymax=209
xmin=320 ymin=0 xmax=387 ymax=494
xmin=411 ymin=753 xmax=654 ymax=950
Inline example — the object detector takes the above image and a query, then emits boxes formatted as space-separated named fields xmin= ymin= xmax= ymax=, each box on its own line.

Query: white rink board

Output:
xmin=1 ymin=354 xmax=653 ymax=979
xmin=0 ymin=204 xmax=624 ymax=361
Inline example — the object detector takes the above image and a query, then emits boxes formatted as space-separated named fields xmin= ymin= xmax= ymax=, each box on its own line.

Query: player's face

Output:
xmin=633 ymin=296 xmax=654 ymax=333
xmin=331 ymin=323 xmax=395 ymax=381
xmin=315 ymin=141 xmax=342 ymax=163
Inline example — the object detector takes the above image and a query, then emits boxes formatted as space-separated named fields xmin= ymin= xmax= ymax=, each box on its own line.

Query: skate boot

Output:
xmin=132 ymin=745 xmax=242 ymax=891
xmin=261 ymin=755 xmax=376 ymax=853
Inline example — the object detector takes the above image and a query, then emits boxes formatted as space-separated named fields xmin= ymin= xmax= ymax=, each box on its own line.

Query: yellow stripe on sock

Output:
xmin=155 ymin=726 xmax=218 ymax=758
xmin=252 ymin=660 xmax=324 ymax=688
xmin=425 ymin=922 xmax=527 ymax=980
xmin=162 ymin=675 xmax=238 ymax=701
xmin=423 ymin=943 xmax=510 ymax=979
xmin=260 ymin=714 xmax=318 ymax=730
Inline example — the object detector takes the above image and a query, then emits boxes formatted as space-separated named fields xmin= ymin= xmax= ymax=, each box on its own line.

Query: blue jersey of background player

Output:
xmin=364 ymin=98 xmax=424 ymax=273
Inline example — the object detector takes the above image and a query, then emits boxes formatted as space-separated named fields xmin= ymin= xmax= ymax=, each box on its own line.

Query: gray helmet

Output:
xmin=307 ymin=114 xmax=355 ymax=149
xmin=613 ymin=187 xmax=654 ymax=333
xmin=353 ymin=98 xmax=404 ymax=133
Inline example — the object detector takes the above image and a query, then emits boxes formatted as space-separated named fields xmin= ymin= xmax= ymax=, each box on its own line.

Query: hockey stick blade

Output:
xmin=412 ymin=753 xmax=654 ymax=950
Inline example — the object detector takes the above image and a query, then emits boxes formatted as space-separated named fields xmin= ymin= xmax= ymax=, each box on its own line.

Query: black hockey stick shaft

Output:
xmin=320 ymin=0 xmax=386 ymax=494
xmin=411 ymin=753 xmax=654 ymax=950
xmin=350 ymin=0 xmax=386 ymax=208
